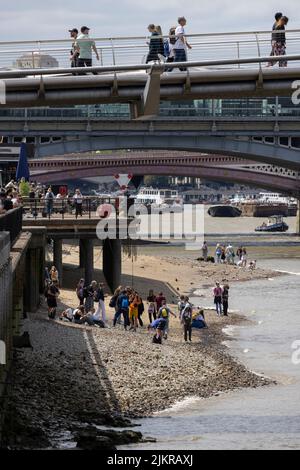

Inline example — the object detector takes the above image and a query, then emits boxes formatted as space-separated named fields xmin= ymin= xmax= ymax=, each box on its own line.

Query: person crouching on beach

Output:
xmin=192 ymin=308 xmax=207 ymax=329
xmin=158 ymin=300 xmax=177 ymax=339
xmin=148 ymin=318 xmax=167 ymax=344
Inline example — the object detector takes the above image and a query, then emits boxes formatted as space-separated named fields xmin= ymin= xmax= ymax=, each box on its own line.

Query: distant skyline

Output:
xmin=0 ymin=0 xmax=298 ymax=41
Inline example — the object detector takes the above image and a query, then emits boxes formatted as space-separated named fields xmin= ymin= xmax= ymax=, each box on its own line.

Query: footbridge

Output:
xmin=1 ymin=29 xmax=300 ymax=116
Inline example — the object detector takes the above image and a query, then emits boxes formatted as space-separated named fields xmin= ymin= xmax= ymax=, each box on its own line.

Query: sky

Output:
xmin=0 ymin=0 xmax=298 ymax=41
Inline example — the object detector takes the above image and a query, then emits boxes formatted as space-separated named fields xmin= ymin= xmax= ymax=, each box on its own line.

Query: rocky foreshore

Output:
xmin=2 ymin=254 xmax=281 ymax=449
xmin=2 ymin=304 xmax=273 ymax=449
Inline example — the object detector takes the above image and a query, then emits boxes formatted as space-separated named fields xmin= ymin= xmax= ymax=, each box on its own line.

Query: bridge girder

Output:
xmin=30 ymin=162 xmax=300 ymax=196
xmin=35 ymin=134 xmax=300 ymax=170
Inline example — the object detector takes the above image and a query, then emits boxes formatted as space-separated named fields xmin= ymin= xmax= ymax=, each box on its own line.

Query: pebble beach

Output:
xmin=3 ymin=252 xmax=280 ymax=449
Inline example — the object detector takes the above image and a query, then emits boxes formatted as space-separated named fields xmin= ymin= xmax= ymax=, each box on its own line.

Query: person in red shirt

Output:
xmin=155 ymin=292 xmax=166 ymax=312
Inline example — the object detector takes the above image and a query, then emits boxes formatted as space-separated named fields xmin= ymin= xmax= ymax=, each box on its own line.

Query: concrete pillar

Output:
xmin=24 ymin=249 xmax=40 ymax=313
xmin=103 ymin=238 xmax=121 ymax=293
xmin=81 ymin=239 xmax=94 ymax=285
xmin=79 ymin=239 xmax=85 ymax=268
xmin=296 ymin=199 xmax=300 ymax=235
xmin=53 ymin=239 xmax=63 ymax=286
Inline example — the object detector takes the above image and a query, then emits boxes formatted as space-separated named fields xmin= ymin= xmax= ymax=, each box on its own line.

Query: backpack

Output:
xmin=121 ymin=297 xmax=129 ymax=309
xmin=182 ymin=307 xmax=192 ymax=322
xmin=161 ymin=308 xmax=168 ymax=318
xmin=109 ymin=295 xmax=117 ymax=308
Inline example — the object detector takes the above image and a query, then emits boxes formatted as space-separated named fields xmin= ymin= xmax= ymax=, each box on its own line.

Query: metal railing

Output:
xmin=21 ymin=195 xmax=119 ymax=220
xmin=0 ymin=28 xmax=300 ymax=72
xmin=0 ymin=207 xmax=23 ymax=244
xmin=1 ymin=103 xmax=300 ymax=121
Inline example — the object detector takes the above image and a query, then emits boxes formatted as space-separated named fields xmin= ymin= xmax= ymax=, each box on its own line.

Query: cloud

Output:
xmin=0 ymin=0 xmax=298 ymax=40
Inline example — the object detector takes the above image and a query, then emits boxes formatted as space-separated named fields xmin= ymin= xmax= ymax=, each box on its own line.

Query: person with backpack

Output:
xmin=113 ymin=289 xmax=129 ymax=329
xmin=181 ymin=303 xmax=193 ymax=342
xmin=165 ymin=27 xmax=176 ymax=70
xmin=158 ymin=300 xmax=176 ymax=339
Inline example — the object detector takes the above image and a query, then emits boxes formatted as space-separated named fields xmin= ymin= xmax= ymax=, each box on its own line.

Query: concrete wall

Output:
xmin=0 ymin=233 xmax=13 ymax=436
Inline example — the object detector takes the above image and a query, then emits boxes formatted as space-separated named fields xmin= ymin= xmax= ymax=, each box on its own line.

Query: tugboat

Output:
xmin=208 ymin=205 xmax=242 ymax=217
xmin=255 ymin=215 xmax=289 ymax=232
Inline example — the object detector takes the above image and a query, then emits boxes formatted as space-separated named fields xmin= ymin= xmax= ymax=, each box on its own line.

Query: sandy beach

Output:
xmin=3 ymin=249 xmax=280 ymax=449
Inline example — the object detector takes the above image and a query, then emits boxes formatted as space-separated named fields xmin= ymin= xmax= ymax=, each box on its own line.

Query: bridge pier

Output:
xmin=23 ymin=232 xmax=45 ymax=313
xmin=103 ymin=239 xmax=121 ymax=293
xmin=80 ymin=239 xmax=94 ymax=285
xmin=296 ymin=199 xmax=300 ymax=235
xmin=53 ymin=239 xmax=63 ymax=286
xmin=79 ymin=239 xmax=85 ymax=268
xmin=24 ymin=248 xmax=42 ymax=313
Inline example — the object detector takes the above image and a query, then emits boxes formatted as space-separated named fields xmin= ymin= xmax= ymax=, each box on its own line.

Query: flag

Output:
xmin=16 ymin=143 xmax=30 ymax=181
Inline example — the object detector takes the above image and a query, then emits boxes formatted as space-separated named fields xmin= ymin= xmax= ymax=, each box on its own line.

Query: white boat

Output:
xmin=135 ymin=187 xmax=180 ymax=206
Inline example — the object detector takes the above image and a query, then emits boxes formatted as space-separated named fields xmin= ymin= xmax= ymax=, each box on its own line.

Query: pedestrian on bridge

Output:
xmin=69 ymin=28 xmax=79 ymax=68
xmin=268 ymin=15 xmax=289 ymax=67
xmin=73 ymin=188 xmax=83 ymax=218
xmin=174 ymin=17 xmax=192 ymax=71
xmin=146 ymin=24 xmax=165 ymax=63
xmin=45 ymin=187 xmax=55 ymax=218
xmin=75 ymin=26 xmax=100 ymax=73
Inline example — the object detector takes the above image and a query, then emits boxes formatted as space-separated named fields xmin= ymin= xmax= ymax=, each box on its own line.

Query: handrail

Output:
xmin=1 ymin=54 xmax=300 ymax=79
xmin=0 ymin=28 xmax=300 ymax=45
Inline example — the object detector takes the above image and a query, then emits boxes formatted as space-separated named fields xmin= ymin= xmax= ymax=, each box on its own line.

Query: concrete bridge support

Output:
xmin=296 ymin=199 xmax=300 ymax=235
xmin=24 ymin=232 xmax=45 ymax=313
xmin=79 ymin=239 xmax=85 ymax=268
xmin=53 ymin=239 xmax=63 ymax=286
xmin=103 ymin=239 xmax=121 ymax=293
xmin=80 ymin=239 xmax=94 ymax=286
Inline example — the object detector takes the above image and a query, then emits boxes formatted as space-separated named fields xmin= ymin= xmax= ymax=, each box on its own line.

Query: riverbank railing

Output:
xmin=21 ymin=195 xmax=120 ymax=220
xmin=1 ymin=28 xmax=300 ymax=71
